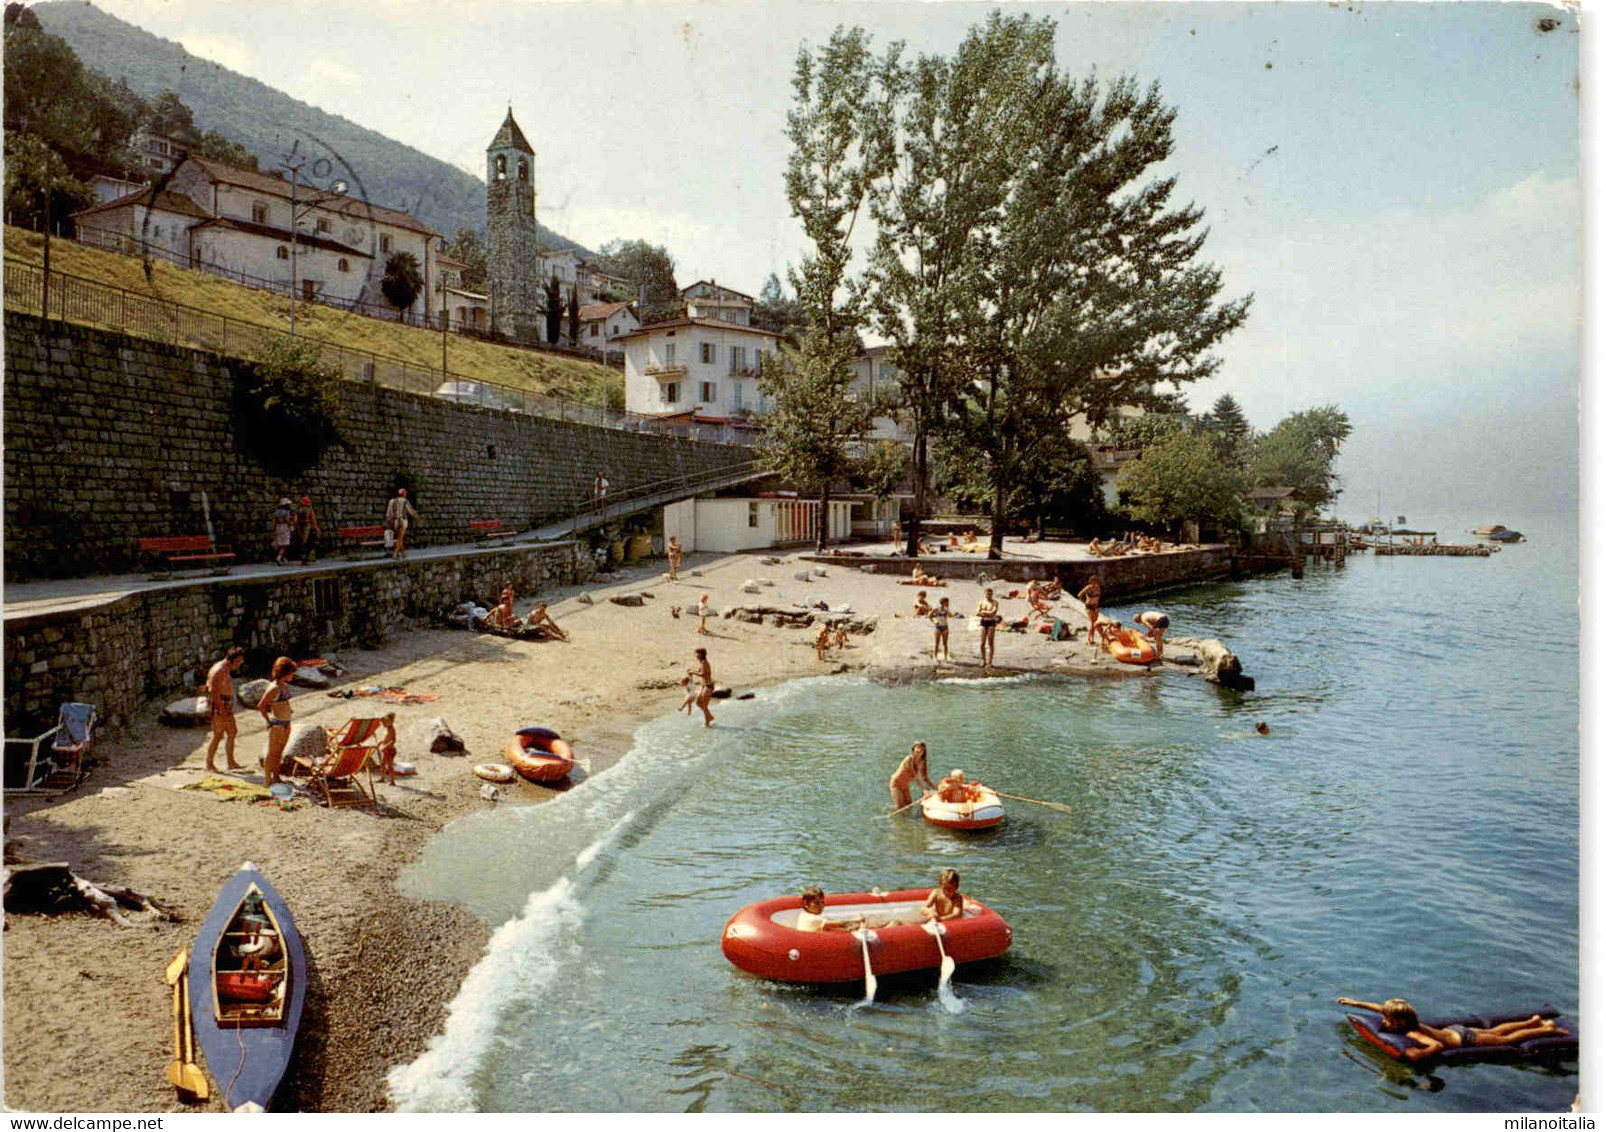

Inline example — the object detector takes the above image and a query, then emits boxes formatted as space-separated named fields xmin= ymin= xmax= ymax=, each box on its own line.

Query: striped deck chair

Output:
xmin=292 ymin=714 xmax=394 ymax=808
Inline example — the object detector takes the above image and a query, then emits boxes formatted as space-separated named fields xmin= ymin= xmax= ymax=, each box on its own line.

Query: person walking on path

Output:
xmin=593 ymin=472 xmax=610 ymax=515
xmin=1076 ymin=576 xmax=1102 ymax=646
xmin=976 ymin=587 xmax=1001 ymax=668
xmin=271 ymin=498 xmax=294 ymax=565
xmin=256 ymin=656 xmax=296 ymax=788
xmin=203 ymin=646 xmax=247 ymax=773
xmin=688 ymin=647 xmax=715 ymax=727
xmin=293 ymin=496 xmax=321 ymax=565
xmin=386 ymin=488 xmax=420 ymax=560
xmin=667 ymin=535 xmax=683 ymax=581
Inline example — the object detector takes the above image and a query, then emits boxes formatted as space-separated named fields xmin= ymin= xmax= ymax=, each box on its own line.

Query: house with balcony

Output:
xmin=681 ymin=280 xmax=755 ymax=325
xmin=619 ymin=316 xmax=783 ymax=430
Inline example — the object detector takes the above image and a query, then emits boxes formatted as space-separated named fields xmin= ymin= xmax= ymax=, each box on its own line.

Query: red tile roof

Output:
xmin=614 ymin=317 xmax=784 ymax=343
xmin=579 ymin=301 xmax=633 ymax=322
xmin=72 ymin=188 xmax=212 ymax=222
xmin=187 ymin=155 xmax=440 ymax=238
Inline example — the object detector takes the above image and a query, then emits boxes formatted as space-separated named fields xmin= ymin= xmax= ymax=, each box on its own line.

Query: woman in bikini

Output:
xmin=689 ymin=647 xmax=715 ymax=727
xmin=929 ymin=597 xmax=952 ymax=661
xmin=257 ymin=656 xmax=296 ymax=787
xmin=976 ymin=587 xmax=1001 ymax=668
xmin=1336 ymin=997 xmax=1570 ymax=1061
xmin=888 ymin=740 xmax=936 ymax=809
xmin=1076 ymin=576 xmax=1103 ymax=646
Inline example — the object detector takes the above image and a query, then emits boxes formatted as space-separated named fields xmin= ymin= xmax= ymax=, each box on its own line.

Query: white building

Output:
xmin=619 ymin=316 xmax=784 ymax=425
xmin=436 ymin=252 xmax=489 ymax=331
xmin=662 ymin=495 xmax=853 ymax=553
xmin=72 ymin=154 xmax=444 ymax=323
xmin=682 ymin=280 xmax=754 ymax=325
xmin=848 ymin=344 xmax=915 ymax=444
xmin=579 ymin=301 xmax=639 ymax=350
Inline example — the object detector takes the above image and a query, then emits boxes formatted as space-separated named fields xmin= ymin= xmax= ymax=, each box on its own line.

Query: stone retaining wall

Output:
xmin=814 ymin=546 xmax=1240 ymax=600
xmin=3 ymin=312 xmax=752 ymax=580
xmin=3 ymin=541 xmax=590 ymax=734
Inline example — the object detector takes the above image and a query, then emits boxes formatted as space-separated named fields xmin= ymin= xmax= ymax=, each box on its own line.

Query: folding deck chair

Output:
xmin=4 ymin=703 xmax=96 ymax=795
xmin=290 ymin=715 xmax=394 ymax=808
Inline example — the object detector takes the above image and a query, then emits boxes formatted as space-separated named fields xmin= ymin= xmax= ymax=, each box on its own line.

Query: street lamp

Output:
xmin=279 ymin=149 xmax=347 ymax=335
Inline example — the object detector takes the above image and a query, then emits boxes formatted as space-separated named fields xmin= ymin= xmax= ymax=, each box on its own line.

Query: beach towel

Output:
xmin=181 ymin=775 xmax=274 ymax=802
xmin=1050 ymin=619 xmax=1074 ymax=641
xmin=337 ymin=686 xmax=441 ymax=705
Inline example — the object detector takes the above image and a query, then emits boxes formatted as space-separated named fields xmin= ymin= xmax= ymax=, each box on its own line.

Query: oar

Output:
xmin=854 ymin=927 xmax=877 ymax=1004
xmin=922 ymin=920 xmax=956 ymax=987
xmin=994 ymin=791 xmax=1074 ymax=815
xmin=165 ymin=948 xmax=186 ymax=1092
xmin=886 ymin=791 xmax=932 ymax=820
xmin=179 ymin=971 xmax=209 ymax=1098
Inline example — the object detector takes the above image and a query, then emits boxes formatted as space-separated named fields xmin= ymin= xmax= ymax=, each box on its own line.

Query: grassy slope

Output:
xmin=6 ymin=226 xmax=623 ymax=406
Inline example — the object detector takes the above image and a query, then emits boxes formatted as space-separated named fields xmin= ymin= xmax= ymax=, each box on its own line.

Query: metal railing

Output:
xmin=561 ymin=459 xmax=768 ymax=536
xmin=4 ymin=257 xmax=762 ymax=445
xmin=72 ymin=222 xmax=627 ymax=369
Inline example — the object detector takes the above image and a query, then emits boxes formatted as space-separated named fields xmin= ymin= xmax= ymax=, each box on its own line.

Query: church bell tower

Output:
xmin=485 ymin=109 xmax=540 ymax=340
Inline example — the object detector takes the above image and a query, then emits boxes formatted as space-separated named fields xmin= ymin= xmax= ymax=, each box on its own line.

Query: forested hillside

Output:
xmin=32 ymin=0 xmax=590 ymax=253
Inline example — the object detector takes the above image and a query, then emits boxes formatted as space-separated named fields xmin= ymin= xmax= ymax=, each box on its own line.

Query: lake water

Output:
xmin=389 ymin=515 xmax=1578 ymax=1113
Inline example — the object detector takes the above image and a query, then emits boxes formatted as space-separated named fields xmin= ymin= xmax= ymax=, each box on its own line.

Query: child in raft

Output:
xmin=1335 ymin=997 xmax=1571 ymax=1060
xmin=936 ymin=769 xmax=977 ymax=804
xmin=795 ymin=869 xmax=969 ymax=931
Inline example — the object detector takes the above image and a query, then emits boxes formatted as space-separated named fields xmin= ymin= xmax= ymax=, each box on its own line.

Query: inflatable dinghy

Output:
xmin=920 ymin=785 xmax=1005 ymax=830
xmin=722 ymin=888 xmax=1011 ymax=984
xmin=1346 ymin=1006 xmax=1577 ymax=1066
xmin=1104 ymin=627 xmax=1158 ymax=665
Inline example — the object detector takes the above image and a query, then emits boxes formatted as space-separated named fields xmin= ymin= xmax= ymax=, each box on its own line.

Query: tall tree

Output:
xmin=873 ymin=13 xmax=1250 ymax=558
xmin=380 ymin=251 xmax=423 ymax=319
xmin=593 ymin=238 xmax=679 ymax=322
xmin=1116 ymin=429 xmax=1246 ymax=537
xmin=567 ymin=284 xmax=580 ymax=346
xmin=444 ymin=227 xmax=487 ymax=290
xmin=766 ymin=25 xmax=900 ymax=550
xmin=1204 ymin=393 xmax=1252 ymax=467
xmin=1250 ymin=405 xmax=1352 ymax=519
xmin=543 ymin=274 xmax=563 ymax=344
xmin=751 ymin=271 xmax=808 ymax=341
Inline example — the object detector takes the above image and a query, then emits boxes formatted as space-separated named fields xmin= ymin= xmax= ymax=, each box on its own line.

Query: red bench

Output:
xmin=338 ymin=524 xmax=388 ymax=557
xmin=470 ymin=519 xmax=516 ymax=542
xmin=139 ymin=535 xmax=234 ymax=578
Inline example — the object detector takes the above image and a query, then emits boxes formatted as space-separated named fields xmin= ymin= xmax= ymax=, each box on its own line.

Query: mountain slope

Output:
xmin=32 ymin=1 xmax=590 ymax=254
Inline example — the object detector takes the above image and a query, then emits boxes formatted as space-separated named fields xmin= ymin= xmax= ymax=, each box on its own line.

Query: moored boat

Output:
xmin=189 ymin=863 xmax=305 ymax=1113
xmin=506 ymin=726 xmax=574 ymax=782
xmin=721 ymin=888 xmax=1011 ymax=983
xmin=920 ymin=785 xmax=1006 ymax=830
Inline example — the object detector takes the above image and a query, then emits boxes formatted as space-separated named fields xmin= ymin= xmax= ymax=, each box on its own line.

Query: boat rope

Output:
xmin=224 ymin=1022 xmax=247 ymax=1112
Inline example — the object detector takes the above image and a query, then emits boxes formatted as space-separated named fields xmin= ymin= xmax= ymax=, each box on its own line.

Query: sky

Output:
xmin=55 ymin=0 xmax=1584 ymax=524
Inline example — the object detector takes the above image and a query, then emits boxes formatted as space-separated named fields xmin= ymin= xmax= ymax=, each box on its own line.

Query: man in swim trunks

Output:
xmin=889 ymin=740 xmax=936 ymax=809
xmin=1076 ymin=576 xmax=1102 ymax=646
xmin=1133 ymin=609 xmax=1170 ymax=655
xmin=976 ymin=587 xmax=1001 ymax=668
xmin=204 ymin=646 xmax=247 ymax=773
xmin=1336 ymin=997 xmax=1570 ymax=1061
xmin=525 ymin=602 xmax=567 ymax=640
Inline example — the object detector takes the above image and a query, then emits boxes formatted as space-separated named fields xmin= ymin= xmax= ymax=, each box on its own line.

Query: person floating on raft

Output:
xmin=1337 ymin=997 xmax=1571 ymax=1061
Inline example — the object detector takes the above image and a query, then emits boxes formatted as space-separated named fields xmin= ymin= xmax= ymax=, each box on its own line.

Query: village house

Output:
xmin=73 ymin=153 xmax=445 ymax=323
xmin=579 ymin=300 xmax=639 ymax=351
xmin=436 ymin=252 xmax=489 ymax=331
xmin=619 ymin=314 xmax=783 ymax=429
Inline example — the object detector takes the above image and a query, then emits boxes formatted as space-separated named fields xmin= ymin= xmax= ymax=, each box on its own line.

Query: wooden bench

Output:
xmin=139 ymin=535 xmax=234 ymax=579
xmin=338 ymin=524 xmax=388 ymax=558
xmin=470 ymin=519 xmax=517 ymax=542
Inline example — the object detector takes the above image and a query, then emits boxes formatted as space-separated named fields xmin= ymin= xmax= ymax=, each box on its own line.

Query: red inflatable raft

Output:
xmin=506 ymin=726 xmax=574 ymax=782
xmin=1104 ymin=627 xmax=1159 ymax=665
xmin=721 ymin=889 xmax=1011 ymax=984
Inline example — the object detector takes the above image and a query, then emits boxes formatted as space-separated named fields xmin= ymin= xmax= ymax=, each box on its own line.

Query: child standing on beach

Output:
xmin=697 ymin=594 xmax=710 ymax=635
xmin=929 ymin=597 xmax=952 ymax=661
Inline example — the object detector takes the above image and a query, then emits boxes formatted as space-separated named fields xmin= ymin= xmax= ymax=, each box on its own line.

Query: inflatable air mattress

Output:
xmin=1346 ymin=1006 xmax=1577 ymax=1066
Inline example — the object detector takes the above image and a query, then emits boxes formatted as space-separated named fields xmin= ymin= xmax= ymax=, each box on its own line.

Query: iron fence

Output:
xmin=4 ymin=257 xmax=761 ymax=445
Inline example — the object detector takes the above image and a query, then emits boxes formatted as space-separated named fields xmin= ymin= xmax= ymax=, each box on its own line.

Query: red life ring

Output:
xmin=506 ymin=727 xmax=574 ymax=782
xmin=721 ymin=888 xmax=1011 ymax=984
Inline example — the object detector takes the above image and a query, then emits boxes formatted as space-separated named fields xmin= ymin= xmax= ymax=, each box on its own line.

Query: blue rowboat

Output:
xmin=188 ymin=862 xmax=305 ymax=1112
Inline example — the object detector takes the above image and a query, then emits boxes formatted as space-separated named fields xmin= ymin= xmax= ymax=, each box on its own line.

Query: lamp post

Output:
xmin=279 ymin=149 xmax=347 ymax=335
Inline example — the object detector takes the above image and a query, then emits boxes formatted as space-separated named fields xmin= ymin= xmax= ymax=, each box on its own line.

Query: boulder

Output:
xmin=609 ymin=594 xmax=646 ymax=607
xmin=414 ymin=718 xmax=465 ymax=754
xmin=741 ymin=580 xmax=762 ymax=594
xmin=812 ymin=567 xmax=829 ymax=577
xmin=576 ymin=593 xmax=595 ymax=605
xmin=236 ymin=679 xmax=273 ymax=707
xmin=639 ymin=591 xmax=656 ymax=601
xmin=284 ymin=723 xmax=329 ymax=763
xmin=760 ymin=557 xmax=783 ymax=566
xmin=734 ymin=610 xmax=765 ymax=624
xmin=479 ymin=783 xmax=502 ymax=802
xmin=290 ymin=667 xmax=329 ymax=690
xmin=793 ymin=572 xmax=812 ymax=582
xmin=760 ymin=578 xmax=776 ymax=587
xmin=158 ymin=697 xmax=212 ymax=727
xmin=1197 ymin=638 xmax=1255 ymax=690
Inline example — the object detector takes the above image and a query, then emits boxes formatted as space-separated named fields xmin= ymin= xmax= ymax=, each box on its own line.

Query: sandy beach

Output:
xmin=2 ymin=540 xmax=1225 ymax=1112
